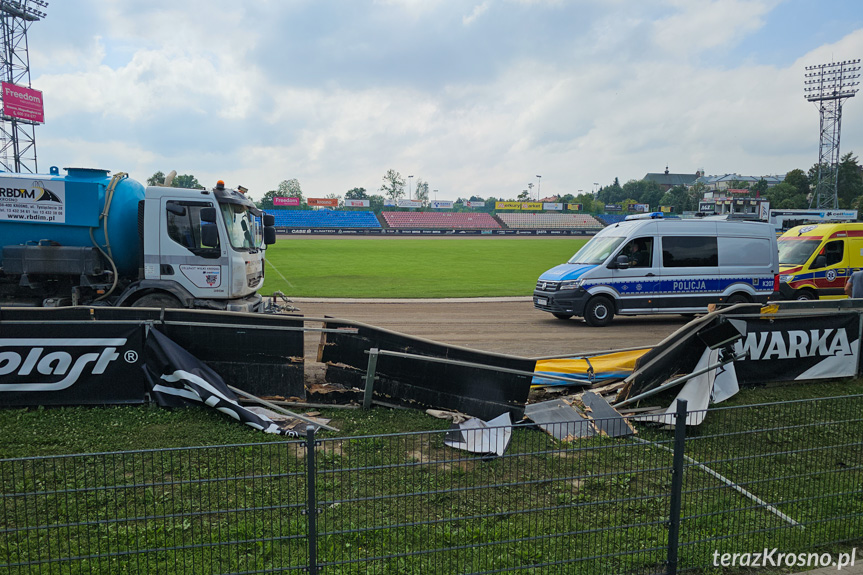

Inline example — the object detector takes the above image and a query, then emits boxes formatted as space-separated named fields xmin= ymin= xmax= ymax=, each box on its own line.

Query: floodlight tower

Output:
xmin=0 ymin=0 xmax=47 ymax=173
xmin=805 ymin=59 xmax=860 ymax=209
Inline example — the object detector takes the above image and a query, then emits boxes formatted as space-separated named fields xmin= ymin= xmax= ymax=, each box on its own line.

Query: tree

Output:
xmin=368 ymin=194 xmax=386 ymax=212
xmin=174 ymin=174 xmax=205 ymax=190
xmin=596 ymin=177 xmax=624 ymax=204
xmin=257 ymin=179 xmax=304 ymax=209
xmin=148 ymin=171 xmax=166 ymax=186
xmin=415 ymin=179 xmax=429 ymax=205
xmin=517 ymin=189 xmax=530 ymax=201
xmin=751 ymin=178 xmax=769 ymax=196
xmin=380 ymin=169 xmax=406 ymax=200
xmin=764 ymin=182 xmax=806 ymax=209
xmin=659 ymin=185 xmax=693 ymax=213
xmin=345 ymin=187 xmax=368 ymax=200
xmin=784 ymin=169 xmax=811 ymax=198
xmin=838 ymin=153 xmax=863 ymax=209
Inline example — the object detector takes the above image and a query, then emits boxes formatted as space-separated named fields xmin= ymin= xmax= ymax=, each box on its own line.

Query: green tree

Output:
xmin=751 ymin=178 xmax=769 ymax=196
xmin=147 ymin=171 xmax=166 ymax=186
xmin=415 ymin=179 xmax=429 ymax=205
xmin=257 ymin=179 xmax=304 ymax=209
xmin=764 ymin=182 xmax=807 ymax=209
xmin=369 ymin=194 xmax=385 ymax=212
xmin=838 ymin=153 xmax=863 ymax=208
xmin=784 ymin=168 xmax=811 ymax=198
xmin=597 ymin=178 xmax=624 ymax=204
xmin=659 ymin=185 xmax=693 ymax=213
xmin=345 ymin=187 xmax=368 ymax=200
xmin=174 ymin=174 xmax=204 ymax=190
xmin=380 ymin=169 xmax=406 ymax=200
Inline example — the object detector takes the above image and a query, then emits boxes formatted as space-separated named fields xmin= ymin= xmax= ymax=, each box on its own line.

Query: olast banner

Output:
xmin=465 ymin=201 xmax=485 ymax=208
xmin=431 ymin=200 xmax=454 ymax=209
xmin=273 ymin=196 xmax=300 ymax=206
xmin=384 ymin=199 xmax=397 ymax=206
xmin=344 ymin=199 xmax=370 ymax=207
xmin=2 ymin=82 xmax=44 ymax=123
xmin=397 ymin=199 xmax=423 ymax=208
xmin=307 ymin=198 xmax=339 ymax=207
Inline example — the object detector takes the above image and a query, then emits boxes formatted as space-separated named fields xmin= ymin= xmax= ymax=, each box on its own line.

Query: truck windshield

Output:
xmin=778 ymin=238 xmax=821 ymax=266
xmin=567 ymin=236 xmax=626 ymax=265
xmin=220 ymin=203 xmax=260 ymax=251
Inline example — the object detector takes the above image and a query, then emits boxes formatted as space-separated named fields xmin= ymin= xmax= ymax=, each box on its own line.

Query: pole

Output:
xmin=305 ymin=426 xmax=319 ymax=575
xmin=666 ymin=398 xmax=687 ymax=575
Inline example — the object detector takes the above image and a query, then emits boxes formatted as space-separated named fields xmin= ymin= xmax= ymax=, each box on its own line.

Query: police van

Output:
xmin=533 ymin=213 xmax=779 ymax=326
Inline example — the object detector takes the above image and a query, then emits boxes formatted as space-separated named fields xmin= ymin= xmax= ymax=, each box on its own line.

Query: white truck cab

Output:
xmin=122 ymin=182 xmax=274 ymax=312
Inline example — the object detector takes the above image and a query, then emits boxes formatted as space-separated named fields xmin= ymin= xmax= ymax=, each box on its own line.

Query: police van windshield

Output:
xmin=220 ymin=203 xmax=261 ymax=251
xmin=778 ymin=238 xmax=821 ymax=266
xmin=567 ymin=236 xmax=626 ymax=265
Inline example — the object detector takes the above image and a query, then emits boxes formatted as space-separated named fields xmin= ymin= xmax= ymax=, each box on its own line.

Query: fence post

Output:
xmin=305 ymin=425 xmax=319 ymax=575
xmin=666 ymin=398 xmax=688 ymax=575
xmin=363 ymin=348 xmax=379 ymax=409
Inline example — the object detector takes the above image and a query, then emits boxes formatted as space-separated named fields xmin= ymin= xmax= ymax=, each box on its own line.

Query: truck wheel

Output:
xmin=794 ymin=289 xmax=816 ymax=301
xmin=552 ymin=313 xmax=573 ymax=320
xmin=131 ymin=293 xmax=182 ymax=309
xmin=726 ymin=293 xmax=750 ymax=305
xmin=583 ymin=296 xmax=614 ymax=327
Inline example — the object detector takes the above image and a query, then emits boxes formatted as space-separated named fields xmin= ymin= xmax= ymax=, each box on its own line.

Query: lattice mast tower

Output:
xmin=805 ymin=59 xmax=860 ymax=210
xmin=0 ymin=0 xmax=47 ymax=173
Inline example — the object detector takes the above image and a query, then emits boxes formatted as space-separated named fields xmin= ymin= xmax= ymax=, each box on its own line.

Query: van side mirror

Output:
xmin=610 ymin=255 xmax=630 ymax=270
xmin=812 ymin=255 xmax=827 ymax=270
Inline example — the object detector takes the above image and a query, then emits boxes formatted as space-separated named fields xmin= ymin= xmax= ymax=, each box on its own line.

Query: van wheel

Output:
xmin=131 ymin=293 xmax=182 ymax=309
xmin=726 ymin=293 xmax=750 ymax=306
xmin=552 ymin=313 xmax=573 ymax=320
xmin=584 ymin=296 xmax=614 ymax=327
xmin=794 ymin=289 xmax=816 ymax=301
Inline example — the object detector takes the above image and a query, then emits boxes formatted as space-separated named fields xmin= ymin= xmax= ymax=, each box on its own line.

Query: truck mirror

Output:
xmin=812 ymin=255 xmax=827 ymax=270
xmin=201 ymin=223 xmax=219 ymax=247
xmin=264 ymin=226 xmax=276 ymax=245
xmin=167 ymin=203 xmax=186 ymax=216
xmin=200 ymin=207 xmax=217 ymax=223
xmin=263 ymin=214 xmax=275 ymax=227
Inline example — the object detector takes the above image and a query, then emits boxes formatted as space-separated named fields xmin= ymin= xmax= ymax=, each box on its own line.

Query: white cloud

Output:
xmin=463 ymin=1 xmax=492 ymax=26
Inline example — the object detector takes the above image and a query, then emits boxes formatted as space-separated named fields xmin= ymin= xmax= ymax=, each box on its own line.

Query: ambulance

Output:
xmin=777 ymin=222 xmax=863 ymax=300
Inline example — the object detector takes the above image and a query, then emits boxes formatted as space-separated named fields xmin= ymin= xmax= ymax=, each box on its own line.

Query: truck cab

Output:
xmin=123 ymin=182 xmax=274 ymax=312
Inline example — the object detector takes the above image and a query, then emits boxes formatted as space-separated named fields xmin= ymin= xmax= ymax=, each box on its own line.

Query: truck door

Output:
xmin=159 ymin=199 xmax=229 ymax=298
xmin=610 ymin=237 xmax=661 ymax=313
xmin=809 ymin=238 xmax=847 ymax=299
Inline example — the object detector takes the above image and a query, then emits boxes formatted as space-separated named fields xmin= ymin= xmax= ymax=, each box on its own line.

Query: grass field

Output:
xmin=261 ymin=237 xmax=587 ymax=298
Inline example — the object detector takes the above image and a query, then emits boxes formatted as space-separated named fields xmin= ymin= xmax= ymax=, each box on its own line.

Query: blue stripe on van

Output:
xmin=585 ymin=276 xmax=774 ymax=296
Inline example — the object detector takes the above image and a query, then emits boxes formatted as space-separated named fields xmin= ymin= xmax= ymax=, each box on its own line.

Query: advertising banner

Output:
xmin=307 ymin=198 xmax=339 ymax=207
xmin=660 ymin=206 xmax=675 ymax=213
xmin=758 ymin=201 xmax=770 ymax=220
xmin=0 ymin=323 xmax=146 ymax=405
xmin=543 ymin=203 xmax=563 ymax=211
xmin=521 ymin=202 xmax=542 ymax=210
xmin=431 ymin=200 xmax=454 ymax=209
xmin=273 ymin=196 xmax=300 ymax=206
xmin=2 ymin=82 xmax=44 ymax=123
xmin=699 ymin=201 xmax=716 ymax=213
xmin=397 ymin=199 xmax=423 ymax=208
xmin=384 ymin=199 xmax=397 ymax=206
xmin=496 ymin=202 xmax=521 ymax=210
xmin=734 ymin=313 xmax=860 ymax=384
xmin=344 ymin=199 xmax=370 ymax=207
xmin=630 ymin=203 xmax=649 ymax=213
xmin=465 ymin=201 xmax=485 ymax=208
xmin=567 ymin=203 xmax=583 ymax=211
xmin=0 ymin=176 xmax=66 ymax=223
xmin=605 ymin=204 xmax=623 ymax=211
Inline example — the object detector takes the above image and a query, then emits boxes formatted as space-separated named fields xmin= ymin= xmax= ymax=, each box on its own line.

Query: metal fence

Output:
xmin=1 ymin=394 xmax=861 ymax=574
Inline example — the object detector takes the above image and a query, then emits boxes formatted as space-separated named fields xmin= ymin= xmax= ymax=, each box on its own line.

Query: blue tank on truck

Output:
xmin=0 ymin=166 xmax=277 ymax=311
xmin=0 ymin=166 xmax=144 ymax=276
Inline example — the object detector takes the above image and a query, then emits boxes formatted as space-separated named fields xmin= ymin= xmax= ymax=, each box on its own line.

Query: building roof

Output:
xmin=643 ymin=172 xmax=700 ymax=187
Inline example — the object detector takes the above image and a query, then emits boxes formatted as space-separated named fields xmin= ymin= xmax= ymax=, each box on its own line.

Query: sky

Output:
xmin=22 ymin=0 xmax=863 ymax=202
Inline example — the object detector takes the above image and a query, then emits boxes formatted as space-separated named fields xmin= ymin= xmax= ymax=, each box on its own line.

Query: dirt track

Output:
xmin=295 ymin=299 xmax=689 ymax=359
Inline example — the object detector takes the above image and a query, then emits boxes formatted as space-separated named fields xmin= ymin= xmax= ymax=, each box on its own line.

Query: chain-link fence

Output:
xmin=2 ymin=394 xmax=861 ymax=574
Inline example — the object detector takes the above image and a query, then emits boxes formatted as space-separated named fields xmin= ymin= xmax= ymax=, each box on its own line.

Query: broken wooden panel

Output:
xmin=318 ymin=319 xmax=534 ymax=421
xmin=581 ymin=391 xmax=636 ymax=438
xmin=524 ymin=399 xmax=596 ymax=440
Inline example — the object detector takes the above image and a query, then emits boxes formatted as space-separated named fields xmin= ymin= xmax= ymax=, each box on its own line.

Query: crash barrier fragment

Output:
xmin=2 ymin=394 xmax=861 ymax=574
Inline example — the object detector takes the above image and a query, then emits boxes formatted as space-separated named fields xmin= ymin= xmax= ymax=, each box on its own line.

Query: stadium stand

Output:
xmin=266 ymin=210 xmax=382 ymax=228
xmin=497 ymin=213 xmax=603 ymax=230
xmin=594 ymin=214 xmax=628 ymax=225
xmin=382 ymin=211 xmax=502 ymax=229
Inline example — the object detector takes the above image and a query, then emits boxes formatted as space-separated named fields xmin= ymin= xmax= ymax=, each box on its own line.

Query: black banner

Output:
xmin=0 ymin=322 xmax=147 ymax=406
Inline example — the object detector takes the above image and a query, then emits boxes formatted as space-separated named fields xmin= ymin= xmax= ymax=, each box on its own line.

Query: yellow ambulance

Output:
xmin=777 ymin=222 xmax=863 ymax=300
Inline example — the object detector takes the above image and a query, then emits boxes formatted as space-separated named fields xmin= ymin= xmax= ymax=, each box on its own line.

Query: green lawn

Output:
xmin=261 ymin=238 xmax=587 ymax=298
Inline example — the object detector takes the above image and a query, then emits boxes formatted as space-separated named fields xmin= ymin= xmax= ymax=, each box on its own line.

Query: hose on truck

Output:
xmin=90 ymin=172 xmax=128 ymax=302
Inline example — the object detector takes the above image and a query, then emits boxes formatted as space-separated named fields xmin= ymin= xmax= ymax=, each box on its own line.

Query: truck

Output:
xmin=777 ymin=222 xmax=863 ymax=301
xmin=0 ymin=166 xmax=276 ymax=311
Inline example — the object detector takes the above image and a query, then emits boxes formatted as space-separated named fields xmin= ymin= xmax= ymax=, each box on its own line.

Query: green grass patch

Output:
xmin=261 ymin=238 xmax=586 ymax=298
